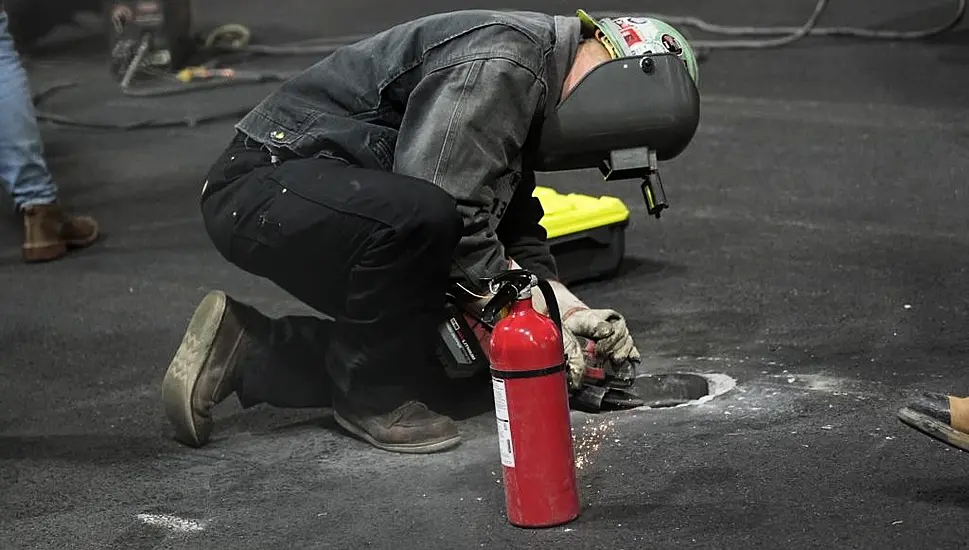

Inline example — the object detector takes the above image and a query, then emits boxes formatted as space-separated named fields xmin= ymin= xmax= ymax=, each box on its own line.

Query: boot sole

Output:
xmin=22 ymin=242 xmax=68 ymax=262
xmin=332 ymin=410 xmax=462 ymax=454
xmin=22 ymin=230 xmax=100 ymax=263
xmin=161 ymin=290 xmax=229 ymax=448
xmin=898 ymin=406 xmax=969 ymax=452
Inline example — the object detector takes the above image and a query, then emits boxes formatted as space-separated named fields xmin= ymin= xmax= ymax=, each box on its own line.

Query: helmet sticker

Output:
xmin=615 ymin=17 xmax=648 ymax=27
xmin=621 ymin=27 xmax=643 ymax=47
xmin=662 ymin=34 xmax=682 ymax=54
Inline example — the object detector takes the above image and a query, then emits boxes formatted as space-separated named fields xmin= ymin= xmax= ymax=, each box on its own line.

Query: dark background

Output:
xmin=2 ymin=1 xmax=969 ymax=548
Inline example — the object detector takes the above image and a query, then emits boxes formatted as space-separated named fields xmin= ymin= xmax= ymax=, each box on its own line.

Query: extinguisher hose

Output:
xmin=535 ymin=279 xmax=565 ymax=360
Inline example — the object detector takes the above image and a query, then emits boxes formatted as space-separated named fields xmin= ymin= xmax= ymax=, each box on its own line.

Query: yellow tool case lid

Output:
xmin=534 ymin=186 xmax=631 ymax=240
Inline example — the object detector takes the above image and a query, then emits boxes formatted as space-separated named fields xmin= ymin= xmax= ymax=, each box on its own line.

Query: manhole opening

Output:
xmin=633 ymin=373 xmax=712 ymax=408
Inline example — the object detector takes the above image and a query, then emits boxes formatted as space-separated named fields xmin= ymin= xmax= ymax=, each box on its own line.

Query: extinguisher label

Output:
xmin=496 ymin=419 xmax=515 ymax=468
xmin=492 ymin=377 xmax=510 ymax=420
xmin=492 ymin=378 xmax=515 ymax=468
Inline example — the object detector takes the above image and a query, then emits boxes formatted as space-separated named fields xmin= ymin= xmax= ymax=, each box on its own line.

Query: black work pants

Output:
xmin=199 ymin=132 xmax=463 ymax=412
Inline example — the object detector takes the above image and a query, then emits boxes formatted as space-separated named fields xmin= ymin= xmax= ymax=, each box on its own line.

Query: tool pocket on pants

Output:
xmin=223 ymin=175 xmax=281 ymax=269
xmin=228 ymin=175 xmax=331 ymax=270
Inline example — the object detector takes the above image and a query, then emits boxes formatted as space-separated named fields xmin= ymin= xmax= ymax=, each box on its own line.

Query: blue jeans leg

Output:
xmin=0 ymin=10 xmax=58 ymax=209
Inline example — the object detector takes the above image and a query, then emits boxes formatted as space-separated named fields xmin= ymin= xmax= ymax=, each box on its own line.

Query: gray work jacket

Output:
xmin=234 ymin=10 xmax=582 ymax=291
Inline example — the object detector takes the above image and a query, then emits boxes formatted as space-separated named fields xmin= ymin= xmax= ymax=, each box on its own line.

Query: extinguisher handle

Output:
xmin=478 ymin=273 xmax=564 ymax=360
xmin=480 ymin=283 xmax=519 ymax=325
xmin=479 ymin=269 xmax=537 ymax=325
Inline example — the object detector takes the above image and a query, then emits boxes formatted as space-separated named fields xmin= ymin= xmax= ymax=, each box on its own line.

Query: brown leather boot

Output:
xmin=21 ymin=203 xmax=100 ymax=262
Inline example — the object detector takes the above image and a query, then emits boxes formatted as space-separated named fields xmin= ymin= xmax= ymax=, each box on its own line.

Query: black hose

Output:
xmin=536 ymin=279 xmax=564 ymax=361
xmin=29 ymin=0 xmax=968 ymax=131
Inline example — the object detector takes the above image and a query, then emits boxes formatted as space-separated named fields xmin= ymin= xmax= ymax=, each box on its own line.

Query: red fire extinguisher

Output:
xmin=486 ymin=271 xmax=580 ymax=528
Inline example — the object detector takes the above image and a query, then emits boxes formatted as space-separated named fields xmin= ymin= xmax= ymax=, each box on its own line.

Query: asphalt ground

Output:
xmin=2 ymin=1 xmax=969 ymax=548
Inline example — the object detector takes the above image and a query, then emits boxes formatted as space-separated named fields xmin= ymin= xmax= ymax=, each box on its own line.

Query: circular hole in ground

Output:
xmin=569 ymin=372 xmax=735 ymax=414
xmin=633 ymin=373 xmax=710 ymax=407
xmin=632 ymin=372 xmax=736 ymax=409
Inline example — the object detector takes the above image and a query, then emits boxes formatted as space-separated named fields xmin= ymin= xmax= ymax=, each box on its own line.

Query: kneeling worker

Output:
xmin=161 ymin=9 xmax=700 ymax=453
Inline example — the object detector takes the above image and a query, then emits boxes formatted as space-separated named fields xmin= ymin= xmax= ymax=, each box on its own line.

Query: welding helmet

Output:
xmin=576 ymin=10 xmax=699 ymax=86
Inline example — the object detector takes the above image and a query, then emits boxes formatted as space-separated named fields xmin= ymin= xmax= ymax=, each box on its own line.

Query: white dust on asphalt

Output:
xmin=135 ymin=513 xmax=208 ymax=533
xmin=568 ymin=368 xmax=889 ymax=473
xmin=571 ymin=373 xmax=737 ymax=472
xmin=681 ymin=372 xmax=738 ymax=407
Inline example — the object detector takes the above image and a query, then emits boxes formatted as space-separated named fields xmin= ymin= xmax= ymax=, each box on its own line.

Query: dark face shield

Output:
xmin=532 ymin=53 xmax=700 ymax=218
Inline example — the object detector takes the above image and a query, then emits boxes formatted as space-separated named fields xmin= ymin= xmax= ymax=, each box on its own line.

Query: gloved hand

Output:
xmin=558 ymin=321 xmax=589 ymax=390
xmin=532 ymin=279 xmax=640 ymax=389
xmin=457 ymin=259 xmax=589 ymax=387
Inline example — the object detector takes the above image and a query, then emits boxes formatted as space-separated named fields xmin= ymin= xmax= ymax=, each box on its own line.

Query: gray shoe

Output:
xmin=161 ymin=290 xmax=248 ymax=447
xmin=897 ymin=391 xmax=969 ymax=453
xmin=333 ymin=398 xmax=462 ymax=454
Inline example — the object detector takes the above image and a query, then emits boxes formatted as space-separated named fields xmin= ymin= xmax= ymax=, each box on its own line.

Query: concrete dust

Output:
xmin=693 ymin=373 xmax=738 ymax=405
xmin=764 ymin=372 xmax=881 ymax=398
xmin=771 ymin=373 xmax=843 ymax=392
xmin=567 ymin=373 xmax=738 ymax=474
xmin=135 ymin=513 xmax=208 ymax=533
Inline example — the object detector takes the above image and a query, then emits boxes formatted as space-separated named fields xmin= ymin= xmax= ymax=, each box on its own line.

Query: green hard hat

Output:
xmin=577 ymin=10 xmax=699 ymax=86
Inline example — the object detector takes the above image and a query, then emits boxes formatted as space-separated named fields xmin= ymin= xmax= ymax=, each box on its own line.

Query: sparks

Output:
xmin=573 ymin=416 xmax=618 ymax=471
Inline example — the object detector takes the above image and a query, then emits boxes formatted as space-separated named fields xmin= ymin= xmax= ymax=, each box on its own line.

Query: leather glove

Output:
xmin=558 ymin=321 xmax=588 ymax=390
xmin=562 ymin=309 xmax=639 ymax=365
xmin=532 ymin=280 xmax=640 ymax=389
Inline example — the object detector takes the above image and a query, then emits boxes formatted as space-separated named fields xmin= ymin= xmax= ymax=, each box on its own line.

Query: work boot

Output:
xmin=21 ymin=202 xmax=99 ymax=262
xmin=161 ymin=290 xmax=248 ymax=448
xmin=332 ymin=395 xmax=462 ymax=454
xmin=897 ymin=391 xmax=969 ymax=452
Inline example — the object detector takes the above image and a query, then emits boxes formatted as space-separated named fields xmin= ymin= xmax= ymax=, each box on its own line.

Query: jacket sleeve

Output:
xmin=496 ymin=170 xmax=558 ymax=281
xmin=392 ymin=57 xmax=546 ymax=292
